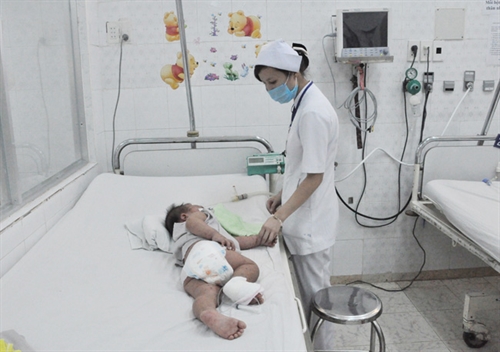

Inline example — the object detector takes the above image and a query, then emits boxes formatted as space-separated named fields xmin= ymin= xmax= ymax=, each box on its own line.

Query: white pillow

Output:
xmin=142 ymin=214 xmax=172 ymax=253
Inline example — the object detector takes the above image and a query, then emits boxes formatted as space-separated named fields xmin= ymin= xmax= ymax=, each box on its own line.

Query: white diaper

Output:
xmin=223 ymin=276 xmax=263 ymax=306
xmin=182 ymin=241 xmax=234 ymax=286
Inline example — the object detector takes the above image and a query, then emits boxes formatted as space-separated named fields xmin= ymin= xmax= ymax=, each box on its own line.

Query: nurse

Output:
xmin=254 ymin=39 xmax=339 ymax=350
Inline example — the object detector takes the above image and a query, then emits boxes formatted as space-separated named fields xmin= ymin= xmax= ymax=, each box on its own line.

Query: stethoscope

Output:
xmin=282 ymin=81 xmax=314 ymax=157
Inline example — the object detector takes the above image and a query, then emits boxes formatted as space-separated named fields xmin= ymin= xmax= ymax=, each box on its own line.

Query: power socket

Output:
xmin=106 ymin=18 xmax=132 ymax=44
xmin=420 ymin=41 xmax=432 ymax=62
xmin=106 ymin=21 xmax=120 ymax=44
xmin=407 ymin=41 xmax=419 ymax=62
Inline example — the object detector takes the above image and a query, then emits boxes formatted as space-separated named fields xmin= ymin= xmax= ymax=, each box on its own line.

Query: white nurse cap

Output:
xmin=255 ymin=39 xmax=302 ymax=75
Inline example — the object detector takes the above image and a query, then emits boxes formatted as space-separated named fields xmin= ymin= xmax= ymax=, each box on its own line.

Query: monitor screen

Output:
xmin=335 ymin=9 xmax=392 ymax=63
xmin=343 ymin=11 xmax=388 ymax=49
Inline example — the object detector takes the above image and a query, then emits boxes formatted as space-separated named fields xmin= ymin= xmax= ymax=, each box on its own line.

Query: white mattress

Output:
xmin=0 ymin=173 xmax=307 ymax=351
xmin=425 ymin=180 xmax=500 ymax=263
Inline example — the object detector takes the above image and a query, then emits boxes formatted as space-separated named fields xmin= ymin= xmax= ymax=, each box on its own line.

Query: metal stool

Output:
xmin=311 ymin=285 xmax=386 ymax=352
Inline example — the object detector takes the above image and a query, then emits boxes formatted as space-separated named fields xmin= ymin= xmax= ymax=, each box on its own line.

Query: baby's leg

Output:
xmin=183 ymin=277 xmax=246 ymax=339
xmin=224 ymin=251 xmax=264 ymax=305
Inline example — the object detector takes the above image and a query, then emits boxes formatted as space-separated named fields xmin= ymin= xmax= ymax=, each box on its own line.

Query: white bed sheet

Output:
xmin=0 ymin=173 xmax=307 ymax=351
xmin=425 ymin=180 xmax=500 ymax=263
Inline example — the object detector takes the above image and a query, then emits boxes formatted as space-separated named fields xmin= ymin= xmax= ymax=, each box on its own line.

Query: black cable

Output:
xmin=418 ymin=48 xmax=432 ymax=144
xmin=110 ymin=36 xmax=125 ymax=170
xmin=347 ymin=216 xmax=426 ymax=292
xmin=336 ymin=65 xmax=412 ymax=224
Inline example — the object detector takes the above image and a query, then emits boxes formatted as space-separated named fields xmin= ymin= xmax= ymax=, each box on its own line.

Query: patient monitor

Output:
xmin=335 ymin=8 xmax=393 ymax=64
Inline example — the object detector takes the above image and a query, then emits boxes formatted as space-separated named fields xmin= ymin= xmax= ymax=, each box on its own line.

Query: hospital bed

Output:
xmin=0 ymin=136 xmax=311 ymax=352
xmin=410 ymin=135 xmax=500 ymax=348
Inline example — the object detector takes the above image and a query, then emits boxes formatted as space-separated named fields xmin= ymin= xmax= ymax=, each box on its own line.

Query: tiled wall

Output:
xmin=85 ymin=0 xmax=499 ymax=278
xmin=0 ymin=165 xmax=99 ymax=277
xmin=4 ymin=0 xmax=498 ymax=278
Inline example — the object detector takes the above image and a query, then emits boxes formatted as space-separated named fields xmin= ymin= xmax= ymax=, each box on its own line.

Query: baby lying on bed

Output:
xmin=165 ymin=203 xmax=274 ymax=340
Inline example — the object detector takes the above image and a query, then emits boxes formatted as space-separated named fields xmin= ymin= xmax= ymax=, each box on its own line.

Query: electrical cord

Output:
xmin=322 ymin=33 xmax=343 ymax=109
xmin=110 ymin=34 xmax=127 ymax=170
xmin=347 ymin=216 xmax=426 ymax=292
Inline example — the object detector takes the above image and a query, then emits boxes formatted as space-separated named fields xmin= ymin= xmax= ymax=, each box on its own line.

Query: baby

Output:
xmin=165 ymin=203 xmax=274 ymax=340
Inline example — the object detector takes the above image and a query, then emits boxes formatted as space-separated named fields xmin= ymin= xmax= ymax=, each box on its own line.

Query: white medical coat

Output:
xmin=282 ymin=83 xmax=339 ymax=255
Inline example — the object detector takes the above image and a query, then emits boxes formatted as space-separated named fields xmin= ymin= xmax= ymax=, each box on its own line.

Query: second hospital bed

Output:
xmin=0 ymin=136 xmax=310 ymax=351
xmin=410 ymin=135 xmax=500 ymax=348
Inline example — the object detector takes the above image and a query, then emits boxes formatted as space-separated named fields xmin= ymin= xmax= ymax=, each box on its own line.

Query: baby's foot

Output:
xmin=249 ymin=292 xmax=264 ymax=305
xmin=200 ymin=310 xmax=247 ymax=340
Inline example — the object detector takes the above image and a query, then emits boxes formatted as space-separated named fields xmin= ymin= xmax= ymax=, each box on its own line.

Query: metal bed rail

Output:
xmin=411 ymin=135 xmax=496 ymax=201
xmin=112 ymin=135 xmax=274 ymax=175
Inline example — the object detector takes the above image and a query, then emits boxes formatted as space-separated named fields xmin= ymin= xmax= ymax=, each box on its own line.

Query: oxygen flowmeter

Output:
xmin=247 ymin=153 xmax=285 ymax=176
xmin=405 ymin=68 xmax=421 ymax=95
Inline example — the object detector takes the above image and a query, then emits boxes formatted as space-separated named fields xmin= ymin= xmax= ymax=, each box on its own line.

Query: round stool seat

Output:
xmin=313 ymin=285 xmax=383 ymax=324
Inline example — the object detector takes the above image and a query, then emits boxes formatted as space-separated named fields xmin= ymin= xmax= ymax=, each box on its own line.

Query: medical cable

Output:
xmin=231 ymin=191 xmax=272 ymax=202
xmin=336 ymin=65 xmax=413 ymax=224
xmin=418 ymin=52 xmax=432 ymax=143
xmin=347 ymin=216 xmax=426 ymax=292
xmin=321 ymin=33 xmax=343 ymax=109
xmin=343 ymin=66 xmax=378 ymax=132
xmin=110 ymin=34 xmax=128 ymax=170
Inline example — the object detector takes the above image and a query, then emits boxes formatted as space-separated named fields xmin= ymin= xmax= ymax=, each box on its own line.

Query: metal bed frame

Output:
xmin=112 ymin=134 xmax=313 ymax=351
xmin=410 ymin=134 xmax=499 ymax=348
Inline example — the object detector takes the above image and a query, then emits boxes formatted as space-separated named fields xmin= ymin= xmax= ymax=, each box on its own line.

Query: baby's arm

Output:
xmin=236 ymin=235 xmax=276 ymax=250
xmin=186 ymin=212 xmax=236 ymax=250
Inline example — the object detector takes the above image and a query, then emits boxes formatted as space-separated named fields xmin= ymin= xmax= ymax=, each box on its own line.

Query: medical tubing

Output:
xmin=334 ymin=147 xmax=413 ymax=182
xmin=441 ymin=86 xmax=471 ymax=136
xmin=231 ymin=191 xmax=272 ymax=202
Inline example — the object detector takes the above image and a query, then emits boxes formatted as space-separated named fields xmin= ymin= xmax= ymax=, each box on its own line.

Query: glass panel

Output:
xmin=0 ymin=0 xmax=86 ymax=216
xmin=0 ymin=0 xmax=84 ymax=196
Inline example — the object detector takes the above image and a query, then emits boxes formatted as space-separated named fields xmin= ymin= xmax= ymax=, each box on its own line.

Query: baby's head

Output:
xmin=165 ymin=203 xmax=203 ymax=234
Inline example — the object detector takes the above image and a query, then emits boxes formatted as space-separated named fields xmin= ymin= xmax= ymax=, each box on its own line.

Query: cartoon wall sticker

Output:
xmin=209 ymin=13 xmax=221 ymax=37
xmin=223 ymin=62 xmax=239 ymax=81
xmin=160 ymin=51 xmax=199 ymax=89
xmin=164 ymin=11 xmax=180 ymax=42
xmin=205 ymin=73 xmax=219 ymax=81
xmin=227 ymin=10 xmax=261 ymax=38
xmin=240 ymin=63 xmax=249 ymax=77
xmin=255 ymin=42 xmax=267 ymax=57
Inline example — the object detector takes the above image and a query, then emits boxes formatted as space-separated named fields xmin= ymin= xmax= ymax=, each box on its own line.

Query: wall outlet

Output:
xmin=407 ymin=41 xmax=420 ymax=62
xmin=118 ymin=18 xmax=132 ymax=42
xmin=106 ymin=21 xmax=120 ymax=44
xmin=106 ymin=19 xmax=132 ymax=44
xmin=433 ymin=40 xmax=444 ymax=62
xmin=420 ymin=41 xmax=432 ymax=62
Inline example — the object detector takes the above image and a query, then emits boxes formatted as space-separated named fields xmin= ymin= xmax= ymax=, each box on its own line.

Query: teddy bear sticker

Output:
xmin=160 ymin=51 xmax=199 ymax=89
xmin=164 ymin=11 xmax=180 ymax=42
xmin=227 ymin=10 xmax=261 ymax=38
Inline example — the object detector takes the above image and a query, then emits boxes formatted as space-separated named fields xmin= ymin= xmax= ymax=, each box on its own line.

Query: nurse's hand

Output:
xmin=258 ymin=216 xmax=282 ymax=246
xmin=266 ymin=192 xmax=282 ymax=214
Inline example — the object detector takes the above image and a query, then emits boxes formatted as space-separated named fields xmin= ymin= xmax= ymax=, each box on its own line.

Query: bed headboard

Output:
xmin=112 ymin=136 xmax=274 ymax=176
xmin=413 ymin=135 xmax=498 ymax=198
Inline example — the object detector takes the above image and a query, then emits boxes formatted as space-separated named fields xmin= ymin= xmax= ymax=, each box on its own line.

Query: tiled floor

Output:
xmin=331 ymin=276 xmax=500 ymax=352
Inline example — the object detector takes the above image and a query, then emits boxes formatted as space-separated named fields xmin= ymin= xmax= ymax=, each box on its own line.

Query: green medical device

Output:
xmin=247 ymin=153 xmax=285 ymax=176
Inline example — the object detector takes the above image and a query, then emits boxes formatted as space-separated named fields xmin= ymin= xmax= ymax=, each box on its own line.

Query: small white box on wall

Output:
xmin=435 ymin=8 xmax=465 ymax=40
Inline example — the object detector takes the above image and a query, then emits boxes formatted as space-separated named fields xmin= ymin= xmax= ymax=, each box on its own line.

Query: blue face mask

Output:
xmin=268 ymin=74 xmax=298 ymax=104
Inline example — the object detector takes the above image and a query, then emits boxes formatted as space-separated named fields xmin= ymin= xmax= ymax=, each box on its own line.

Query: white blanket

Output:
xmin=425 ymin=180 xmax=500 ymax=263
xmin=0 ymin=173 xmax=307 ymax=351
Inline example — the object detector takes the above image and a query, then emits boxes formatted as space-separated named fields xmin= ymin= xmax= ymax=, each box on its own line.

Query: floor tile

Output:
xmin=378 ymin=311 xmax=441 ymax=344
xmin=386 ymin=340 xmax=450 ymax=352
xmin=402 ymin=283 xmax=463 ymax=312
